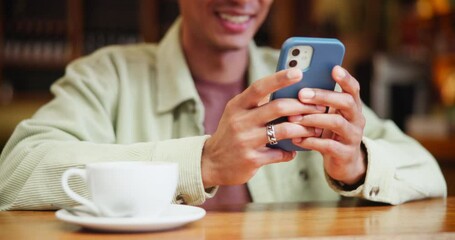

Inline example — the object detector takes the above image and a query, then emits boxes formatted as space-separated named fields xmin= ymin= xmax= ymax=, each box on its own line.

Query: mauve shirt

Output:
xmin=194 ymin=77 xmax=252 ymax=209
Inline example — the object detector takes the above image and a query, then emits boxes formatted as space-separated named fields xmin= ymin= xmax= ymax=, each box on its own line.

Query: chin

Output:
xmin=214 ymin=36 xmax=252 ymax=51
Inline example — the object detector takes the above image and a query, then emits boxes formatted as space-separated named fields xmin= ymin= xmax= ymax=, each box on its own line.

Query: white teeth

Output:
xmin=219 ymin=13 xmax=249 ymax=24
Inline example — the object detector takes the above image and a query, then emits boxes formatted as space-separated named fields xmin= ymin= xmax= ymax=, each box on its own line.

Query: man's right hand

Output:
xmin=201 ymin=68 xmax=326 ymax=188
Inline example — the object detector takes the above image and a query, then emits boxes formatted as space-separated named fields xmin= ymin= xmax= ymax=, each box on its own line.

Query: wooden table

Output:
xmin=0 ymin=198 xmax=454 ymax=239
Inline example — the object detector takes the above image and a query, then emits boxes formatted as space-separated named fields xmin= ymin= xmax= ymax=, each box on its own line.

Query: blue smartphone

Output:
xmin=268 ymin=37 xmax=345 ymax=151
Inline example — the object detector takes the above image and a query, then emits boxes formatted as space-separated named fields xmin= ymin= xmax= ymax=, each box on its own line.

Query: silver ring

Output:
xmin=266 ymin=123 xmax=278 ymax=145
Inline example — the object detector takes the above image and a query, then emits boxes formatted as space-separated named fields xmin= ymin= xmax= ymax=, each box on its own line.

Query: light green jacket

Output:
xmin=0 ymin=20 xmax=447 ymax=210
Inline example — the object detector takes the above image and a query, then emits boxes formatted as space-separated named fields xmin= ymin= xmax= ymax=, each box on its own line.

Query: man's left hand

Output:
xmin=289 ymin=66 xmax=367 ymax=185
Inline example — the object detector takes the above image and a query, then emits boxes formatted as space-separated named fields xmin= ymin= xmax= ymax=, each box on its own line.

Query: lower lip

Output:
xmin=218 ymin=16 xmax=252 ymax=33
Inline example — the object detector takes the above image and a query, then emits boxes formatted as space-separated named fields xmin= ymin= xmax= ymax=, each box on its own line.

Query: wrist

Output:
xmin=339 ymin=142 xmax=368 ymax=186
xmin=201 ymin=136 xmax=216 ymax=188
xmin=336 ymin=174 xmax=365 ymax=191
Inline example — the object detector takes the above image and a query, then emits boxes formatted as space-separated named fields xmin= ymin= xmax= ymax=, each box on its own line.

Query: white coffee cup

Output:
xmin=61 ymin=161 xmax=178 ymax=218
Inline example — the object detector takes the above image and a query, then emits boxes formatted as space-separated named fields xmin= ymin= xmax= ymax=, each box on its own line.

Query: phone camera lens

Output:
xmin=289 ymin=60 xmax=298 ymax=67
xmin=292 ymin=49 xmax=300 ymax=56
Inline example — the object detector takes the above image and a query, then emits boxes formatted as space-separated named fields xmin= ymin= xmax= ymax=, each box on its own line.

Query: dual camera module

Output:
xmin=286 ymin=45 xmax=313 ymax=70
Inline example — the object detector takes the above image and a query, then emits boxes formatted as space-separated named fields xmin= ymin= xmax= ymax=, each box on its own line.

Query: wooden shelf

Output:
xmin=0 ymin=0 xmax=300 ymax=102
xmin=4 ymin=57 xmax=70 ymax=70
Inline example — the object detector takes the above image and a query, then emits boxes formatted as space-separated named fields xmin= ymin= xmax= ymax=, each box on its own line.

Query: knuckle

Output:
xmin=224 ymin=103 xmax=235 ymax=114
xmin=345 ymin=147 xmax=356 ymax=158
xmin=325 ymin=141 xmax=340 ymax=155
xmin=353 ymin=127 xmax=363 ymax=139
xmin=359 ymin=115 xmax=366 ymax=128
xmin=276 ymin=124 xmax=291 ymax=139
xmin=243 ymin=151 xmax=261 ymax=168
xmin=311 ymin=90 xmax=323 ymax=100
xmin=229 ymin=117 xmax=244 ymax=133
xmin=235 ymin=134 xmax=250 ymax=149
xmin=333 ymin=115 xmax=346 ymax=129
xmin=270 ymin=100 xmax=288 ymax=114
xmin=278 ymin=152 xmax=293 ymax=163
xmin=275 ymin=71 xmax=286 ymax=83
xmin=225 ymin=97 xmax=237 ymax=109
xmin=352 ymin=81 xmax=361 ymax=95
xmin=249 ymin=83 xmax=263 ymax=98
xmin=345 ymin=96 xmax=356 ymax=108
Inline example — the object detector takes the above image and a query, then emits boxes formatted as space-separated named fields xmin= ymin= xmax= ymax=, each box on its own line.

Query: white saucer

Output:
xmin=55 ymin=204 xmax=206 ymax=232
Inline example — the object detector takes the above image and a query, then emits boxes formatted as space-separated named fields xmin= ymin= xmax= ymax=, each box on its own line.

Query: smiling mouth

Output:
xmin=219 ymin=13 xmax=251 ymax=24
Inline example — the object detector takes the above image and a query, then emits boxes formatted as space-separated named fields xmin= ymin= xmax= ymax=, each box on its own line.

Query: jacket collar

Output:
xmin=156 ymin=18 xmax=200 ymax=113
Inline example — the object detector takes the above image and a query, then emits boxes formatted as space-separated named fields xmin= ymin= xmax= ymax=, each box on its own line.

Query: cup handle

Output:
xmin=61 ymin=168 xmax=100 ymax=216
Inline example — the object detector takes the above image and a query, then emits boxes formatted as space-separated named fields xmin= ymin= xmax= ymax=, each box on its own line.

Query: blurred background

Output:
xmin=0 ymin=0 xmax=454 ymax=193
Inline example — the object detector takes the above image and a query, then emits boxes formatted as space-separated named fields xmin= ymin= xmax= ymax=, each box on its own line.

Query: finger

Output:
xmin=238 ymin=122 xmax=322 ymax=147
xmin=217 ymin=99 xmax=325 ymax=135
xmin=247 ymin=98 xmax=327 ymax=126
xmin=236 ymin=68 xmax=302 ymax=109
xmin=332 ymin=66 xmax=362 ymax=106
xmin=268 ymin=122 xmax=322 ymax=144
xmin=289 ymin=114 xmax=360 ymax=144
xmin=298 ymin=88 xmax=357 ymax=121
xmin=255 ymin=147 xmax=296 ymax=165
xmin=292 ymin=137 xmax=351 ymax=161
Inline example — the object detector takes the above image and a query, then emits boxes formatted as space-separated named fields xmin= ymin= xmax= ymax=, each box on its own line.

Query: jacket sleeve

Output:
xmin=0 ymin=52 xmax=210 ymax=210
xmin=327 ymin=106 xmax=447 ymax=205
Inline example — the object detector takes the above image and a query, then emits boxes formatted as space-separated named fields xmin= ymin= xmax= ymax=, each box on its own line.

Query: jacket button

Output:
xmin=176 ymin=194 xmax=188 ymax=204
xmin=369 ymin=186 xmax=380 ymax=197
xmin=299 ymin=169 xmax=309 ymax=181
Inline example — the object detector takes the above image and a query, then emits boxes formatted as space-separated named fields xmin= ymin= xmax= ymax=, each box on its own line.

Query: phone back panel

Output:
xmin=269 ymin=37 xmax=345 ymax=151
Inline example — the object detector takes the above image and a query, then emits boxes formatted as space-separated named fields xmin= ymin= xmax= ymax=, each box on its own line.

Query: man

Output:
xmin=0 ymin=0 xmax=446 ymax=210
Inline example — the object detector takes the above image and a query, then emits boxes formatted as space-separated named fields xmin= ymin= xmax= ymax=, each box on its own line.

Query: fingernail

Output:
xmin=300 ymin=88 xmax=315 ymax=99
xmin=289 ymin=115 xmax=303 ymax=122
xmin=314 ymin=128 xmax=323 ymax=136
xmin=293 ymin=138 xmax=303 ymax=144
xmin=335 ymin=66 xmax=346 ymax=79
xmin=287 ymin=68 xmax=302 ymax=79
